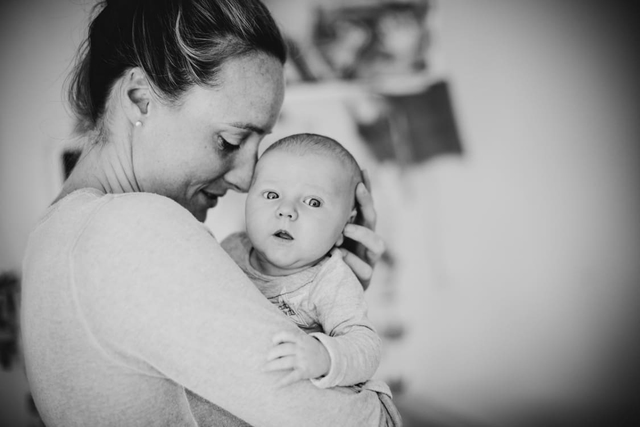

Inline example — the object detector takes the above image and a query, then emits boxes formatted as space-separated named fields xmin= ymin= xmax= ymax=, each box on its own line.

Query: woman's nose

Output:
xmin=224 ymin=143 xmax=258 ymax=193
xmin=276 ymin=203 xmax=298 ymax=221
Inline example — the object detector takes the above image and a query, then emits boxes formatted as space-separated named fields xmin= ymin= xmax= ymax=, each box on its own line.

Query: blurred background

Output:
xmin=1 ymin=0 xmax=638 ymax=426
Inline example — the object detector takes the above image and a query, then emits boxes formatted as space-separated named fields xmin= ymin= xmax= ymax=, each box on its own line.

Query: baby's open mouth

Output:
xmin=274 ymin=230 xmax=293 ymax=240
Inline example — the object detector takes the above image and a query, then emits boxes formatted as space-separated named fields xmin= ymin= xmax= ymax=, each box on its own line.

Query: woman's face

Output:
xmin=133 ymin=52 xmax=285 ymax=222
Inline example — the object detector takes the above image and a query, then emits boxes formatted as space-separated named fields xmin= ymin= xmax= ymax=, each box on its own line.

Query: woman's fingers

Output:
xmin=340 ymin=249 xmax=373 ymax=287
xmin=340 ymin=172 xmax=385 ymax=289
xmin=355 ymin=179 xmax=377 ymax=230
xmin=341 ymin=222 xmax=385 ymax=290
xmin=343 ymin=224 xmax=385 ymax=265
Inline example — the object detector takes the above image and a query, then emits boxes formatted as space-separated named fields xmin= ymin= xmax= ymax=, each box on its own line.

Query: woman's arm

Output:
xmin=78 ymin=194 xmax=399 ymax=427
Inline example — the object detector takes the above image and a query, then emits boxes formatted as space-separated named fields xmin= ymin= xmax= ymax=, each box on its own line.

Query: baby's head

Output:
xmin=245 ymin=133 xmax=362 ymax=276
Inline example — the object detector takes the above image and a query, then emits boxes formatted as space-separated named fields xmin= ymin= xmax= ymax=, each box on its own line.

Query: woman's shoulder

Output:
xmin=77 ymin=191 xmax=212 ymax=251
xmin=106 ymin=191 xmax=190 ymax=216
xmin=51 ymin=188 xmax=189 ymax=220
xmin=220 ymin=231 xmax=251 ymax=254
xmin=100 ymin=192 xmax=194 ymax=224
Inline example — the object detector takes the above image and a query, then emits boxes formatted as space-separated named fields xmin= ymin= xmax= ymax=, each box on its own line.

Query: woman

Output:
xmin=20 ymin=0 xmax=399 ymax=426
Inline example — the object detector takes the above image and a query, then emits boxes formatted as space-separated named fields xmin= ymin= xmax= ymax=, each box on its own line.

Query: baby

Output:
xmin=222 ymin=133 xmax=386 ymax=391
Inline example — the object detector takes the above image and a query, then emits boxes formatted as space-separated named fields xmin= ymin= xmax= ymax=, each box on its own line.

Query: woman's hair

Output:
xmin=67 ymin=0 xmax=287 ymax=135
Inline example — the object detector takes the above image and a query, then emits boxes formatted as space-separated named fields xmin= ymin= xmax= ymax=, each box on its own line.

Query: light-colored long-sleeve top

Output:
xmin=20 ymin=188 xmax=401 ymax=427
xmin=222 ymin=232 xmax=382 ymax=388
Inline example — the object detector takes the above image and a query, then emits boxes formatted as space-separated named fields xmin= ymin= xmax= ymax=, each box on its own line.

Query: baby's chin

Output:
xmin=263 ymin=259 xmax=317 ymax=276
xmin=257 ymin=252 xmax=324 ymax=276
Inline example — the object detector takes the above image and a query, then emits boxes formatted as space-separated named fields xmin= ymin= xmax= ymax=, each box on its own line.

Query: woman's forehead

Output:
xmin=180 ymin=53 xmax=285 ymax=132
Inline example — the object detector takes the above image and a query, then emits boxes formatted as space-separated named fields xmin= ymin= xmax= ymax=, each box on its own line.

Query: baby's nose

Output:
xmin=276 ymin=204 xmax=298 ymax=220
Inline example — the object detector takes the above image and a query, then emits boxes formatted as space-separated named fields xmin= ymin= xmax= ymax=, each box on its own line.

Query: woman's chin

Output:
xmin=190 ymin=194 xmax=219 ymax=222
xmin=194 ymin=210 xmax=208 ymax=223
xmin=189 ymin=204 xmax=210 ymax=223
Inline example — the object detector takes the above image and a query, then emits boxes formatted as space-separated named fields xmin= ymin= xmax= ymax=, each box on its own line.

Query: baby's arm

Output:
xmin=267 ymin=250 xmax=382 ymax=388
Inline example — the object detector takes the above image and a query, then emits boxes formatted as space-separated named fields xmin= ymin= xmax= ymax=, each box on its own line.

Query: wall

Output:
xmin=242 ymin=1 xmax=640 ymax=425
xmin=1 ymin=1 xmax=88 ymax=425
xmin=1 ymin=0 xmax=87 ymax=270
xmin=393 ymin=1 xmax=640 ymax=424
xmin=1 ymin=0 xmax=639 ymax=426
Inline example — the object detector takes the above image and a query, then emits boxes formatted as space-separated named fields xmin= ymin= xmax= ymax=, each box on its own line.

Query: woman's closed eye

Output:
xmin=217 ymin=135 xmax=241 ymax=152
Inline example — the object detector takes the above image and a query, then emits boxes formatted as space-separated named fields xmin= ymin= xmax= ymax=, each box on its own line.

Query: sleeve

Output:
xmin=72 ymin=194 xmax=399 ymax=427
xmin=220 ymin=231 xmax=244 ymax=259
xmin=220 ymin=231 xmax=246 ymax=265
xmin=308 ymin=250 xmax=383 ymax=389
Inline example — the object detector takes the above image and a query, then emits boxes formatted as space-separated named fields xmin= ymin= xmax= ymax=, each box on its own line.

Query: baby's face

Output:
xmin=245 ymin=149 xmax=356 ymax=276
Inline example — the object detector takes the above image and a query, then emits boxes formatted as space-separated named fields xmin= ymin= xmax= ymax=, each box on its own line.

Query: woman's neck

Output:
xmin=55 ymin=130 xmax=141 ymax=204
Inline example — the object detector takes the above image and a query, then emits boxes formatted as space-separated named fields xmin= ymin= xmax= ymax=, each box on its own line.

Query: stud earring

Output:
xmin=135 ymin=121 xmax=142 ymax=127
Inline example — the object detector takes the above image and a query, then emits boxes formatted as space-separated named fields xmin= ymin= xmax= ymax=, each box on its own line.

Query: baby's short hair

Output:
xmin=261 ymin=133 xmax=363 ymax=192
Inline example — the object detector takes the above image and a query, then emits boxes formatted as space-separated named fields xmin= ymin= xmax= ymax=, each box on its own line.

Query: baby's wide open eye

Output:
xmin=263 ymin=191 xmax=279 ymax=200
xmin=303 ymin=197 xmax=322 ymax=208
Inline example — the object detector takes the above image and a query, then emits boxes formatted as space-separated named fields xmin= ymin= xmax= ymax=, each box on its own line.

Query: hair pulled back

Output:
xmin=68 ymin=0 xmax=286 ymax=134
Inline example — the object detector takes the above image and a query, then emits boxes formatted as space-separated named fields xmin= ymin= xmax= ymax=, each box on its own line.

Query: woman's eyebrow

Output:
xmin=229 ymin=122 xmax=271 ymax=135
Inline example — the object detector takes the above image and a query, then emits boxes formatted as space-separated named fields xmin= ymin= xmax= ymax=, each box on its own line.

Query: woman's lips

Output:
xmin=201 ymin=190 xmax=222 ymax=208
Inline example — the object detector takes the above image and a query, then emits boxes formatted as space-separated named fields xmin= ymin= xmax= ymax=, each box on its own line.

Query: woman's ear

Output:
xmin=122 ymin=68 xmax=151 ymax=124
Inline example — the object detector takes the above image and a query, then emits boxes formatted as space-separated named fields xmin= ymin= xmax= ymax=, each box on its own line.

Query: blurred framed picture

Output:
xmin=268 ymin=0 xmax=462 ymax=165
xmin=312 ymin=0 xmax=431 ymax=81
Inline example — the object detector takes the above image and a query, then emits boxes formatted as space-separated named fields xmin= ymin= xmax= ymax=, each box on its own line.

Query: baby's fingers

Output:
xmin=266 ymin=343 xmax=296 ymax=362
xmin=271 ymin=330 xmax=300 ymax=345
xmin=264 ymin=355 xmax=295 ymax=373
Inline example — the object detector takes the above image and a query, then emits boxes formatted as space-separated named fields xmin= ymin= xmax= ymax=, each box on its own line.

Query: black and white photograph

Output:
xmin=1 ymin=0 xmax=639 ymax=426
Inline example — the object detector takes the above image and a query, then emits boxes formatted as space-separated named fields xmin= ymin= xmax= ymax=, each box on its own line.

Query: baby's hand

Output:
xmin=264 ymin=330 xmax=331 ymax=387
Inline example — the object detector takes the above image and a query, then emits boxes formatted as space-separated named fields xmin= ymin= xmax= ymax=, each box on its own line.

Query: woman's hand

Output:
xmin=340 ymin=170 xmax=385 ymax=290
